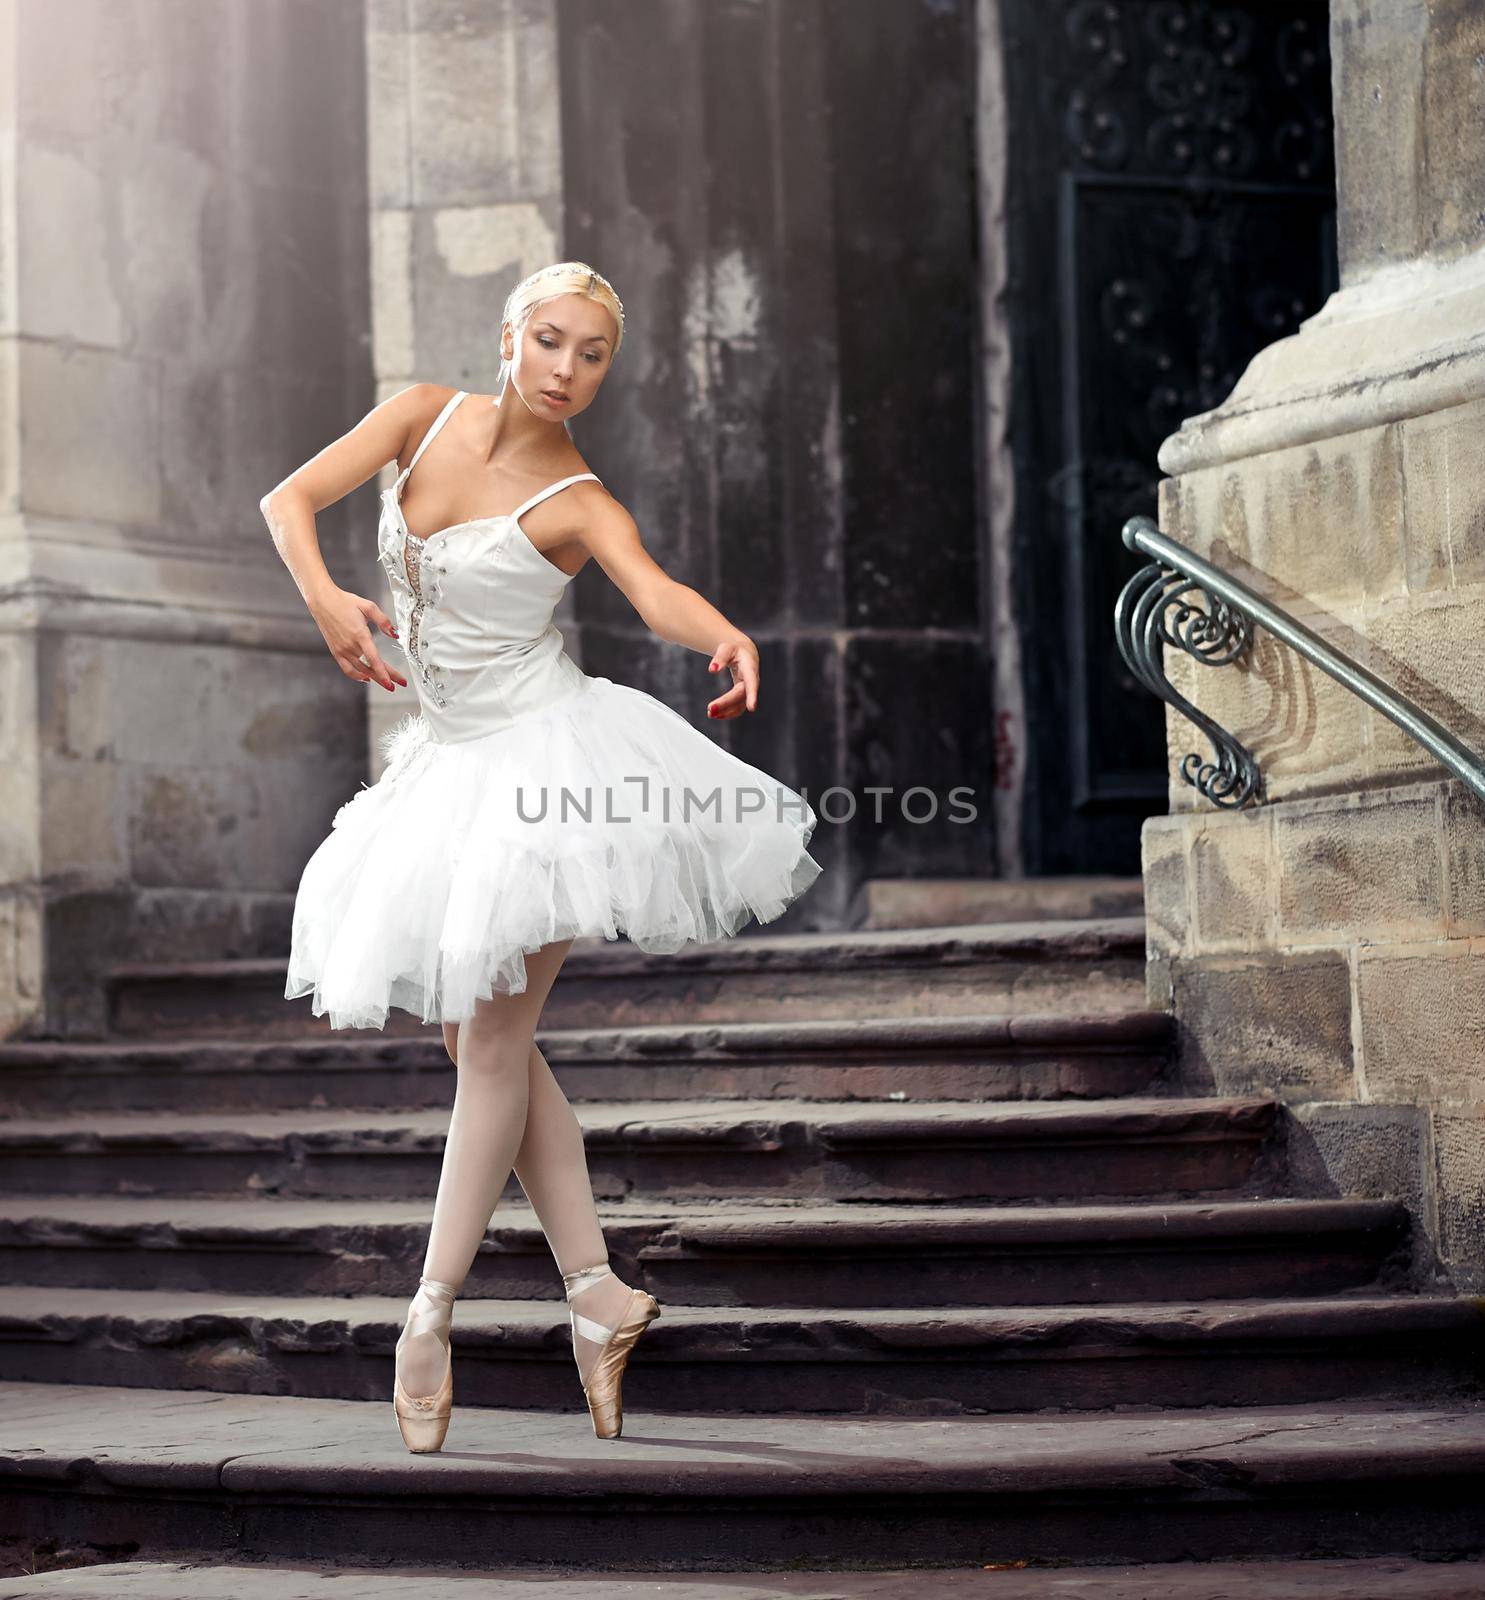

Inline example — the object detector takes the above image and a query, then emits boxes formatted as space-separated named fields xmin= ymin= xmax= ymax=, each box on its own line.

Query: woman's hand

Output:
xmin=310 ymin=587 xmax=408 ymax=692
xmin=706 ymin=635 xmax=759 ymax=719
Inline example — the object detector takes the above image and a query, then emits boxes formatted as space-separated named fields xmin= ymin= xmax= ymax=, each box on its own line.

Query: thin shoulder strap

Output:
xmin=511 ymin=472 xmax=601 ymax=521
xmin=396 ymin=390 xmax=468 ymax=490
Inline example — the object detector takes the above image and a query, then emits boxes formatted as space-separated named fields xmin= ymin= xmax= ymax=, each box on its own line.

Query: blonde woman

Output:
xmin=260 ymin=262 xmax=822 ymax=1453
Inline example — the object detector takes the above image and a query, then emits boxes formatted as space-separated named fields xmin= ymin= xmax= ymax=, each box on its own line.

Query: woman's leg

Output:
xmin=397 ymin=938 xmax=574 ymax=1395
xmin=511 ymin=1041 xmax=640 ymax=1386
xmin=438 ymin=1021 xmax=642 ymax=1389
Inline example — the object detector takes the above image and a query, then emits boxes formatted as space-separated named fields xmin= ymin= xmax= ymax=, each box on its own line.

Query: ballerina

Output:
xmin=259 ymin=261 xmax=823 ymax=1452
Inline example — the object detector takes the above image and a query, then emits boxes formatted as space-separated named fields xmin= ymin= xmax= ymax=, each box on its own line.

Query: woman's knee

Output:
xmin=441 ymin=939 xmax=572 ymax=1072
xmin=457 ymin=1001 xmax=539 ymax=1073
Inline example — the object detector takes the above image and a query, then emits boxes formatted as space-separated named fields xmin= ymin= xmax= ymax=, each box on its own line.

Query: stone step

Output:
xmin=0 ymin=1095 xmax=1279 ymax=1205
xmin=3 ymin=1381 xmax=1483 ymax=1569
xmin=851 ymin=874 xmax=1145 ymax=929
xmin=103 ymin=917 xmax=1151 ymax=1039
xmin=0 ymin=1195 xmax=1415 ymax=1306
xmin=0 ymin=1556 xmax=1478 ymax=1598
xmin=2 ymin=1286 xmax=1479 ymax=1416
xmin=0 ymin=1010 xmax=1173 ymax=1117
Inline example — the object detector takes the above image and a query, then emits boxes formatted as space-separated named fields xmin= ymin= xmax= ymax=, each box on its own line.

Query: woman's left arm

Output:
xmin=580 ymin=495 xmax=759 ymax=720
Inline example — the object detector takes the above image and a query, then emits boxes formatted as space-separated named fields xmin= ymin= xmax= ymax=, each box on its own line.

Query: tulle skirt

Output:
xmin=284 ymin=674 xmax=823 ymax=1030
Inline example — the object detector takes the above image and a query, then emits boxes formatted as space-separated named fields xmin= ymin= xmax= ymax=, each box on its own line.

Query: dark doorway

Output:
xmin=999 ymin=0 xmax=1337 ymax=874
xmin=556 ymin=0 xmax=987 ymax=926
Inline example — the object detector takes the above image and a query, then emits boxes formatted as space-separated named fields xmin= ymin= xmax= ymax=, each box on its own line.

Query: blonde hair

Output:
xmin=497 ymin=261 xmax=625 ymax=399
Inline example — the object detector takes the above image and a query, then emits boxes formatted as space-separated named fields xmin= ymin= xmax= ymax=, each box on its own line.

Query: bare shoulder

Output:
xmin=386 ymin=382 xmax=461 ymax=468
xmin=573 ymin=482 xmax=642 ymax=548
xmin=569 ymin=483 xmax=673 ymax=600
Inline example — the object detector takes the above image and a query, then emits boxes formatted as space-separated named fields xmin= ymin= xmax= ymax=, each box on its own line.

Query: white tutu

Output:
xmin=284 ymin=676 xmax=823 ymax=1030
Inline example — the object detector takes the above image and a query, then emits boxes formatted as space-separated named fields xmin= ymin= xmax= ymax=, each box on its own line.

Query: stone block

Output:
xmin=1356 ymin=940 xmax=1485 ymax=1104
xmin=101 ymin=636 xmax=363 ymax=772
xmin=236 ymin=1 xmax=368 ymax=200
xmin=371 ymin=209 xmax=415 ymax=382
xmin=41 ymin=885 xmax=131 ymax=1036
xmin=1400 ymin=396 xmax=1485 ymax=592
xmin=1417 ymin=0 xmax=1485 ymax=265
xmin=367 ymin=9 xmax=413 ymax=210
xmin=146 ymin=0 xmax=231 ymax=168
xmin=1286 ymin=1101 xmax=1432 ymax=1235
xmin=20 ymin=341 xmax=159 ymax=525
xmin=408 ymin=2 xmax=561 ymax=208
xmin=157 ymin=362 xmax=236 ymax=542
xmin=1431 ymin=1104 xmax=1485 ymax=1288
xmin=1170 ymin=951 xmax=1356 ymax=1099
xmin=242 ymin=181 xmax=370 ymax=378
xmin=1273 ymin=783 xmax=1443 ymax=944
xmin=0 ymin=885 xmax=44 ymax=1038
xmin=131 ymin=744 xmax=363 ymax=896
xmin=115 ymin=144 xmax=217 ymax=359
xmin=840 ymin=632 xmax=994 ymax=881
xmin=1331 ymin=0 xmax=1429 ymax=279
xmin=411 ymin=203 xmax=555 ymax=381
xmin=1191 ymin=809 xmax=1273 ymax=953
xmin=14 ymin=0 xmax=111 ymax=146
xmin=1145 ymin=955 xmax=1173 ymax=1012
xmin=1162 ymin=424 xmax=1406 ymax=609
xmin=1145 ymin=812 xmax=1190 ymax=960
xmin=1442 ymin=781 xmax=1485 ymax=936
xmin=127 ymin=765 xmax=237 ymax=889
xmin=1362 ymin=590 xmax=1485 ymax=784
xmin=39 ymin=755 xmax=125 ymax=879
xmin=1159 ymin=459 xmax=1254 ymax=568
xmin=0 ymin=634 xmax=41 ymax=881
xmin=128 ymin=886 xmax=296 ymax=965
xmin=35 ymin=631 xmax=108 ymax=763
xmin=17 ymin=142 xmax=123 ymax=346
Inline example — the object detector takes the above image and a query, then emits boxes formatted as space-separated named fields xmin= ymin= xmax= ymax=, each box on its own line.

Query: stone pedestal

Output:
xmin=0 ymin=1 xmax=372 ymax=1037
xmin=1144 ymin=0 xmax=1485 ymax=1285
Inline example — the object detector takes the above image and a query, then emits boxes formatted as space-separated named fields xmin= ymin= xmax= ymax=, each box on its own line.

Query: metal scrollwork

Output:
xmin=1116 ymin=556 xmax=1261 ymax=808
xmin=1116 ymin=514 xmax=1485 ymax=811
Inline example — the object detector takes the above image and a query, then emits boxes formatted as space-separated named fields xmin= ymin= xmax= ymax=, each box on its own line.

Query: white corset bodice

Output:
xmin=374 ymin=390 xmax=599 ymax=744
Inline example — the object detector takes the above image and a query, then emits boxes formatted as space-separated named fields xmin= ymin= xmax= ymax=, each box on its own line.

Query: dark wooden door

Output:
xmin=1000 ymin=0 xmax=1337 ymax=873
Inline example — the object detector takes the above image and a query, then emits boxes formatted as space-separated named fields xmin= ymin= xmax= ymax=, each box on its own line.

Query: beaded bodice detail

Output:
xmin=374 ymin=390 xmax=601 ymax=744
xmin=397 ymin=528 xmax=444 ymax=706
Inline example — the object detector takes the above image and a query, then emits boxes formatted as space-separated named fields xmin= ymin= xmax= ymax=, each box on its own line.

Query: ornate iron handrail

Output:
xmin=1115 ymin=514 xmax=1485 ymax=810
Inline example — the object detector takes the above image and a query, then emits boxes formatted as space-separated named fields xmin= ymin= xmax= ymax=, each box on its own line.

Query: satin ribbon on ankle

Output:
xmin=404 ymin=1275 xmax=458 ymax=1343
xmin=562 ymin=1260 xmax=616 ymax=1344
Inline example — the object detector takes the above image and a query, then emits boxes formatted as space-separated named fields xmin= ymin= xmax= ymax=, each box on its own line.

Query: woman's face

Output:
xmin=506 ymin=293 xmax=618 ymax=421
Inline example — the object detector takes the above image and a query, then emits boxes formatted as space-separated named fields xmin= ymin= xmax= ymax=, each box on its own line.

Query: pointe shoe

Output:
xmin=393 ymin=1274 xmax=458 ymax=1453
xmin=562 ymin=1259 xmax=661 ymax=1440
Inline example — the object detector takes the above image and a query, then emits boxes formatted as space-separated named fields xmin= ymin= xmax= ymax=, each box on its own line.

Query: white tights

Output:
xmin=396 ymin=937 xmax=637 ymax=1395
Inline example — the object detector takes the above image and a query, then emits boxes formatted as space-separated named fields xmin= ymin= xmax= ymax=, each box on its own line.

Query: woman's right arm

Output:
xmin=259 ymin=383 xmax=441 ymax=692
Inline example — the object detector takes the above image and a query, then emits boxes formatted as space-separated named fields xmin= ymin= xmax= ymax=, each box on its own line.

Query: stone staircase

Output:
xmin=2 ymin=901 xmax=1484 ymax=1589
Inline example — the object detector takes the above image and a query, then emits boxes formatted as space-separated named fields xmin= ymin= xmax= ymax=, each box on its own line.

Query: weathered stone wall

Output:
xmin=0 ymin=1 xmax=372 ymax=1036
xmin=1144 ymin=0 xmax=1485 ymax=1286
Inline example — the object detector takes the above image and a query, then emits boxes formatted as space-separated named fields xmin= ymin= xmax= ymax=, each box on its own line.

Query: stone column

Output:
xmin=1142 ymin=0 xmax=1485 ymax=1284
xmin=0 ymin=1 xmax=372 ymax=1037
xmin=365 ymin=0 xmax=570 ymax=770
